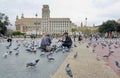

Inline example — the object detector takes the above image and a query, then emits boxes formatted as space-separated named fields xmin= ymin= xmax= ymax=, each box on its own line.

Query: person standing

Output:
xmin=78 ymin=34 xmax=82 ymax=42
xmin=73 ymin=34 xmax=76 ymax=42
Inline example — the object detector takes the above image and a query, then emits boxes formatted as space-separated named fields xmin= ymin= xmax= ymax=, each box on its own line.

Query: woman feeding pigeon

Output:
xmin=40 ymin=33 xmax=52 ymax=52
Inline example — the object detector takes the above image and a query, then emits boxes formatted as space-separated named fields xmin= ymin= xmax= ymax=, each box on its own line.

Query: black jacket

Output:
xmin=63 ymin=36 xmax=72 ymax=46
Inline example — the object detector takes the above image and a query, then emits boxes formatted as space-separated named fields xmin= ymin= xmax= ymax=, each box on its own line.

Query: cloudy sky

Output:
xmin=0 ymin=0 xmax=120 ymax=30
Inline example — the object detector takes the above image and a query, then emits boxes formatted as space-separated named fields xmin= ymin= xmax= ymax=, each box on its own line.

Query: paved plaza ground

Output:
xmin=52 ymin=39 xmax=120 ymax=78
xmin=0 ymin=38 xmax=120 ymax=78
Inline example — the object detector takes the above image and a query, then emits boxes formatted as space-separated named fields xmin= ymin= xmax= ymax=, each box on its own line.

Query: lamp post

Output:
xmin=35 ymin=13 xmax=38 ymax=38
xmin=85 ymin=17 xmax=87 ymax=27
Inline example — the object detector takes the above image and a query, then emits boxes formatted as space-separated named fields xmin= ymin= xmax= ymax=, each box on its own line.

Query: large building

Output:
xmin=15 ymin=5 xmax=75 ymax=35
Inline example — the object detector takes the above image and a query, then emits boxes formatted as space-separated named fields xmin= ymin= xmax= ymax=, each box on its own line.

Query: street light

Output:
xmin=85 ymin=17 xmax=87 ymax=27
xmin=35 ymin=13 xmax=38 ymax=38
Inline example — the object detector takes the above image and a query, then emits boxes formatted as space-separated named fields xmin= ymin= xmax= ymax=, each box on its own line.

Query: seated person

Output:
xmin=40 ymin=34 xmax=52 ymax=52
xmin=61 ymin=32 xmax=72 ymax=48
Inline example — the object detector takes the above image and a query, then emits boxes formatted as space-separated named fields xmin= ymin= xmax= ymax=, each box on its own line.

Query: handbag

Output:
xmin=46 ymin=46 xmax=52 ymax=52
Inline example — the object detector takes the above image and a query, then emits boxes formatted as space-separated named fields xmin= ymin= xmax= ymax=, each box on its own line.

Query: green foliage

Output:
xmin=71 ymin=28 xmax=78 ymax=32
xmin=83 ymin=28 xmax=91 ymax=35
xmin=91 ymin=28 xmax=99 ymax=33
xmin=12 ymin=31 xmax=25 ymax=36
xmin=0 ymin=13 xmax=11 ymax=35
xmin=99 ymin=20 xmax=120 ymax=33
xmin=79 ymin=28 xmax=92 ymax=35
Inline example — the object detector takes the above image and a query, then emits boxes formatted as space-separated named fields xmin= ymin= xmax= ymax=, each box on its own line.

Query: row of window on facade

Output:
xmin=43 ymin=28 xmax=69 ymax=32
xmin=42 ymin=30 xmax=69 ymax=34
xmin=22 ymin=22 xmax=41 ymax=26
xmin=43 ymin=24 xmax=70 ymax=27
xmin=25 ymin=26 xmax=41 ymax=31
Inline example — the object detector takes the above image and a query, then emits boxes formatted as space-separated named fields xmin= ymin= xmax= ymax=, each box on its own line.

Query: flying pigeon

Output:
xmin=65 ymin=64 xmax=73 ymax=77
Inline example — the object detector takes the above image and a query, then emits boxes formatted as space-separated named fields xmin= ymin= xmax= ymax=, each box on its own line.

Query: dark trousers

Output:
xmin=62 ymin=43 xmax=71 ymax=48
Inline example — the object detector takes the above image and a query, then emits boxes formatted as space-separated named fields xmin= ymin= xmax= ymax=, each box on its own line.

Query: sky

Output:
xmin=0 ymin=0 xmax=120 ymax=30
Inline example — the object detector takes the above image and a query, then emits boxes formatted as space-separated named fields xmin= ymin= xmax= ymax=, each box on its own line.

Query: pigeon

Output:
xmin=47 ymin=55 xmax=55 ymax=62
xmin=88 ymin=43 xmax=91 ymax=46
xmin=2 ymin=52 xmax=8 ymax=58
xmin=65 ymin=64 xmax=73 ymax=77
xmin=15 ymin=51 xmax=19 ymax=56
xmin=103 ymin=55 xmax=109 ymax=58
xmin=92 ymin=49 xmax=95 ymax=53
xmin=6 ymin=43 xmax=12 ymax=49
xmin=40 ymin=52 xmax=45 ymax=56
xmin=26 ymin=48 xmax=36 ymax=53
xmin=74 ymin=52 xmax=78 ymax=58
xmin=47 ymin=52 xmax=54 ymax=56
xmin=101 ymin=43 xmax=106 ymax=47
xmin=115 ymin=61 xmax=120 ymax=68
xmin=17 ymin=44 xmax=20 ymax=46
xmin=108 ymin=51 xmax=114 ymax=56
xmin=74 ymin=44 xmax=77 ymax=47
xmin=8 ymin=51 xmax=12 ymax=54
xmin=14 ymin=47 xmax=19 ymax=50
xmin=26 ymin=59 xmax=40 ymax=67
xmin=114 ymin=45 xmax=119 ymax=48
xmin=93 ymin=44 xmax=97 ymax=48
xmin=86 ymin=45 xmax=89 ymax=48
xmin=103 ymin=50 xmax=114 ymax=58
xmin=108 ymin=46 xmax=111 ymax=49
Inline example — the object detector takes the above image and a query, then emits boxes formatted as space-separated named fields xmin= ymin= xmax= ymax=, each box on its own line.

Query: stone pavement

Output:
xmin=52 ymin=42 xmax=120 ymax=78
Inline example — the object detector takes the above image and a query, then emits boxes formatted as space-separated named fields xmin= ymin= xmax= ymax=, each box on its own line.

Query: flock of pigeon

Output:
xmin=2 ymin=37 xmax=120 ymax=77
xmin=3 ymin=39 xmax=71 ymax=61
xmin=87 ymin=38 xmax=120 ymax=72
xmin=1 ymin=38 xmax=77 ymax=77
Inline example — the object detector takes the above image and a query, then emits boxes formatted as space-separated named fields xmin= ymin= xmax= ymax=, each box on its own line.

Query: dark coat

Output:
xmin=40 ymin=36 xmax=51 ymax=49
xmin=62 ymin=36 xmax=72 ymax=48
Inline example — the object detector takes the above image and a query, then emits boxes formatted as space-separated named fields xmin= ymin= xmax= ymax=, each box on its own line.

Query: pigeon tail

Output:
xmin=115 ymin=61 xmax=120 ymax=68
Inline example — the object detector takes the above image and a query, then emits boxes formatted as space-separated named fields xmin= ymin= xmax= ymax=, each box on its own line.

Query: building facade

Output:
xmin=15 ymin=5 xmax=74 ymax=35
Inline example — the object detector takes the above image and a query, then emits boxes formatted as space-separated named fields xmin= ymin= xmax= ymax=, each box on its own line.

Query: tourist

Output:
xmin=61 ymin=32 xmax=72 ymax=48
xmin=40 ymin=33 xmax=52 ymax=52
xmin=73 ymin=33 xmax=76 ymax=42
xmin=78 ymin=34 xmax=82 ymax=42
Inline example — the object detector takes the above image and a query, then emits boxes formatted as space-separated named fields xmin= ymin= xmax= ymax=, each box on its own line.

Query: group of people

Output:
xmin=40 ymin=32 xmax=72 ymax=52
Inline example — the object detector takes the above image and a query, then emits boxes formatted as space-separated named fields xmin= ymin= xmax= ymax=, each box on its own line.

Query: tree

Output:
xmin=83 ymin=28 xmax=91 ymax=35
xmin=0 ymin=13 xmax=11 ymax=35
xmin=12 ymin=31 xmax=21 ymax=36
xmin=115 ymin=24 xmax=120 ymax=32
xmin=71 ymin=28 xmax=78 ymax=33
xmin=99 ymin=20 xmax=120 ymax=33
